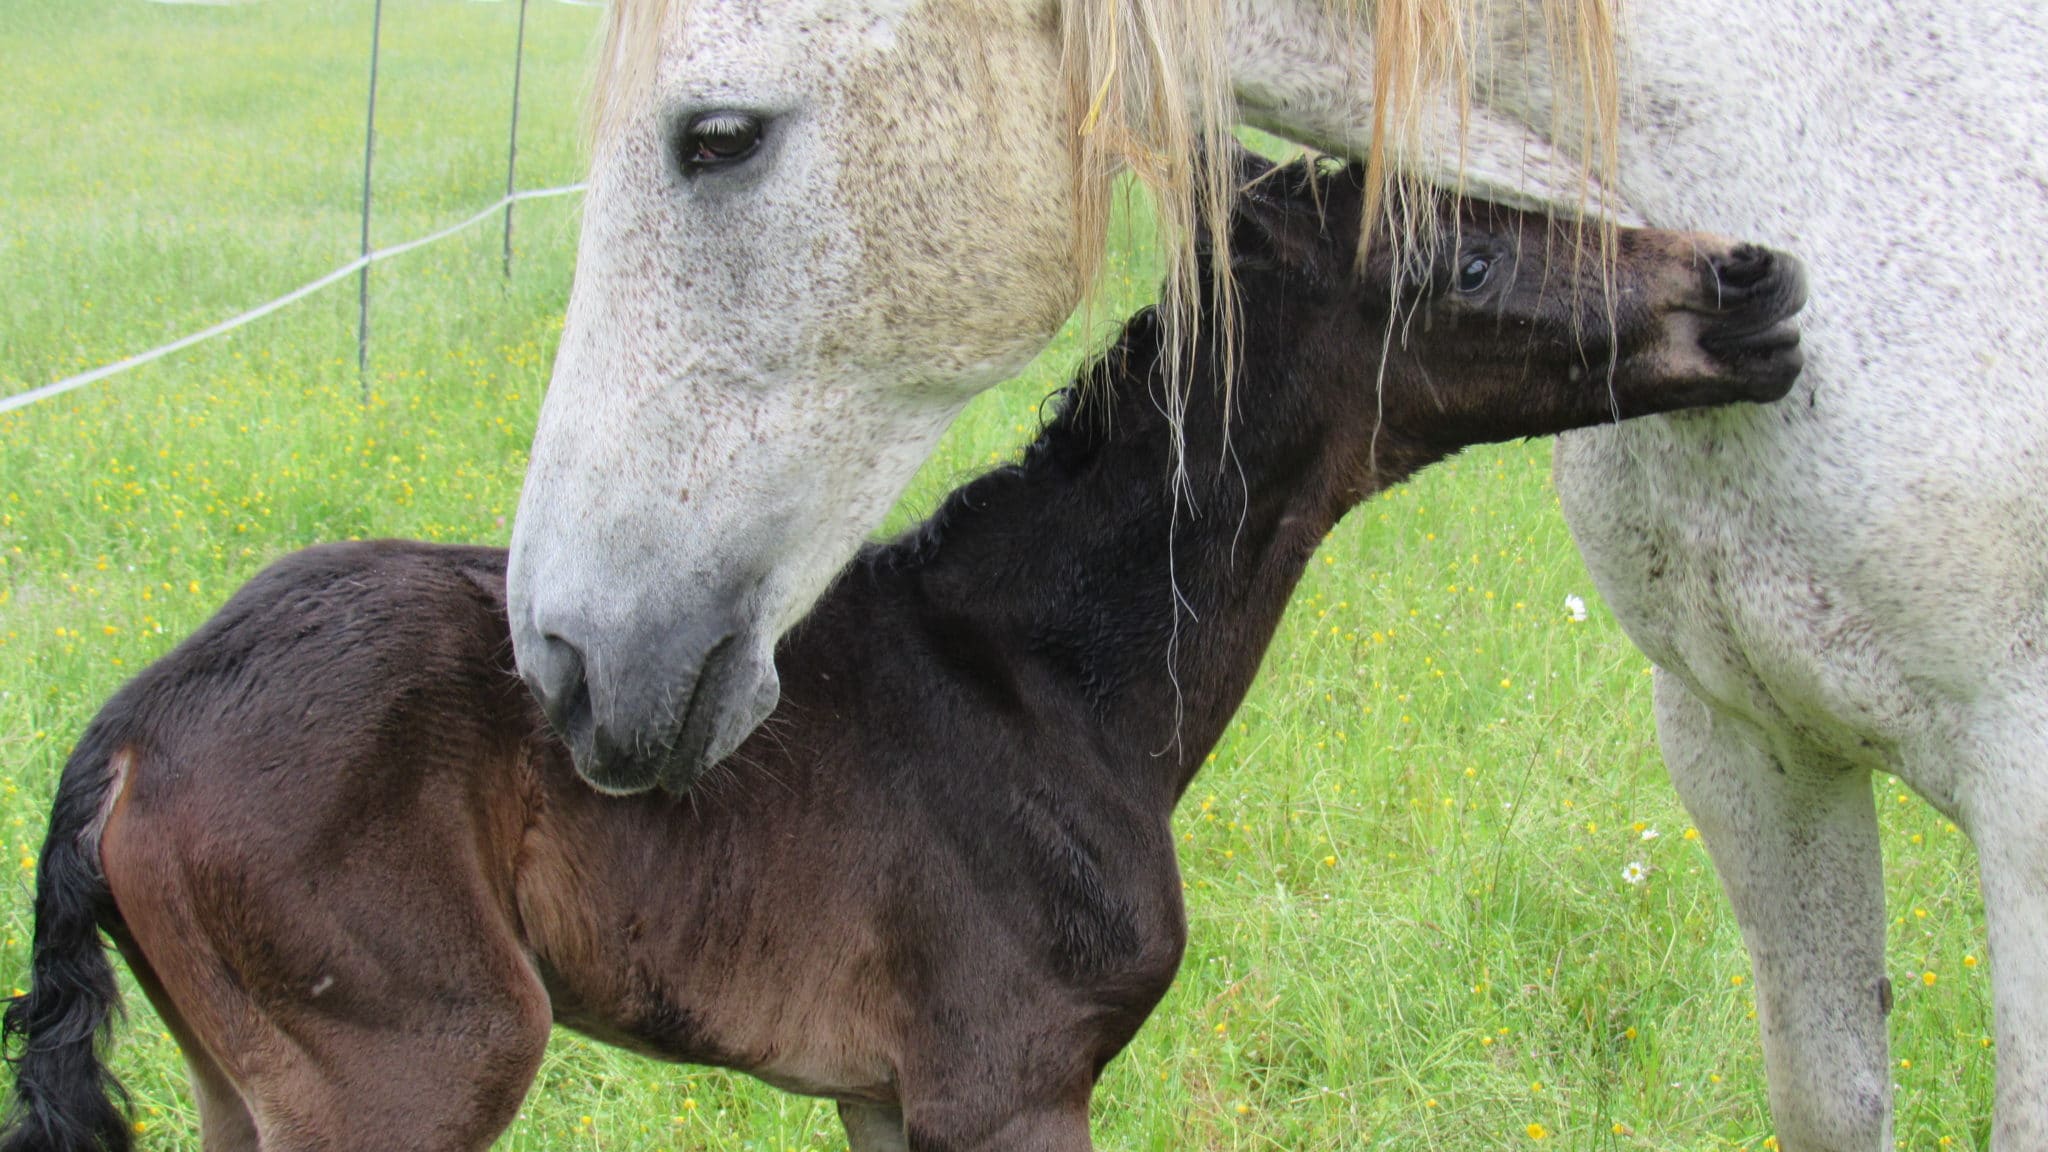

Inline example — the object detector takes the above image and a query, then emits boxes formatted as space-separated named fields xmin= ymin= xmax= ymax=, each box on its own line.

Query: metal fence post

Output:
xmin=357 ymin=0 xmax=385 ymax=402
xmin=503 ymin=0 xmax=531 ymax=279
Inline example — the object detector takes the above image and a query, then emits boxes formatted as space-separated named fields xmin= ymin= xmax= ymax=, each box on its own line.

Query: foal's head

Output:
xmin=1222 ymin=160 xmax=1803 ymax=475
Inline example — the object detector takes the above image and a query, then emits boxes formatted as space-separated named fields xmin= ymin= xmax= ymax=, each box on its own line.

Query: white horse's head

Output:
xmin=511 ymin=0 xmax=1622 ymax=794
xmin=510 ymin=0 xmax=1093 ymax=793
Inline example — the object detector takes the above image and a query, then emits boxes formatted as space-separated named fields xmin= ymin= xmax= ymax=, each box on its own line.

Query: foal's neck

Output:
xmin=889 ymin=301 xmax=1403 ymax=799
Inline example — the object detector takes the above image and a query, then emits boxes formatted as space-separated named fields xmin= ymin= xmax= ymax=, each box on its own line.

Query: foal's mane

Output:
xmin=584 ymin=0 xmax=1624 ymax=393
xmin=861 ymin=153 xmax=1337 ymax=574
xmin=858 ymin=306 xmax=1165 ymax=578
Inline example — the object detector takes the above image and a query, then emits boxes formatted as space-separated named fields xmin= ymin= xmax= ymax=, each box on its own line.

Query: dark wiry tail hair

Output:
xmin=0 ymin=720 xmax=133 ymax=1152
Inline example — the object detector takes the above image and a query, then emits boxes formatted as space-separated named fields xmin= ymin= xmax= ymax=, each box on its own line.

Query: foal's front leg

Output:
xmin=1656 ymin=672 xmax=1892 ymax=1152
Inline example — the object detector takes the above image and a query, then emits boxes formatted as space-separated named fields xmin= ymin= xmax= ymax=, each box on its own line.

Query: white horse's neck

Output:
xmin=1227 ymin=0 xmax=1639 ymax=218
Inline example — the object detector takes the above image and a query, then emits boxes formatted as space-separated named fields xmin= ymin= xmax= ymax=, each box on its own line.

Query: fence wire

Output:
xmin=1 ymin=184 xmax=586 ymax=418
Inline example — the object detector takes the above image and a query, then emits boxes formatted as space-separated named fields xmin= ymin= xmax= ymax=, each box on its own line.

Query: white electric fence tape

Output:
xmin=0 ymin=183 xmax=586 ymax=418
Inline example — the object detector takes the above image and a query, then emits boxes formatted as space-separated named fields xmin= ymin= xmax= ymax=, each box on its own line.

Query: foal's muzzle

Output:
xmin=1693 ymin=244 xmax=1808 ymax=402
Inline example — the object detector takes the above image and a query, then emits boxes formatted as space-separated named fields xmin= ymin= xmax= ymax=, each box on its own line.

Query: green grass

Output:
xmin=0 ymin=1 xmax=1995 ymax=1148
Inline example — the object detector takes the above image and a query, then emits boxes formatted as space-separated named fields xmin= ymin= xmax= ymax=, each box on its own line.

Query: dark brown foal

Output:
xmin=2 ymin=155 xmax=1806 ymax=1152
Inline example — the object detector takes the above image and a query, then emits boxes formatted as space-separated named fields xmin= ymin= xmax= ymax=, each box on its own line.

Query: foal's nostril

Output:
xmin=1701 ymin=245 xmax=1806 ymax=328
xmin=1712 ymin=244 xmax=1776 ymax=291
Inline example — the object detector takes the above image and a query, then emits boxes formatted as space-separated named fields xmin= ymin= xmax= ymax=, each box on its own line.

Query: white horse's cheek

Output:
xmin=833 ymin=4 xmax=1078 ymax=372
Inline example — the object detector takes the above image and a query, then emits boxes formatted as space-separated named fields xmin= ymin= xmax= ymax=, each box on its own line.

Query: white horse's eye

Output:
xmin=679 ymin=111 xmax=765 ymax=172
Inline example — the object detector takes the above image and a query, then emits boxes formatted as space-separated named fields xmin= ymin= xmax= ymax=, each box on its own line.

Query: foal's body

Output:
xmin=3 ymin=162 xmax=1806 ymax=1151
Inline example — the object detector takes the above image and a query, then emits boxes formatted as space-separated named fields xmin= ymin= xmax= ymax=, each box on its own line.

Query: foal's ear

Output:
xmin=1221 ymin=155 xmax=1350 ymax=281
xmin=1195 ymin=148 xmax=1281 ymax=260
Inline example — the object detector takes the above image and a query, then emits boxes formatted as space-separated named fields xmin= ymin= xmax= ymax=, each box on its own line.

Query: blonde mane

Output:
xmin=586 ymin=0 xmax=1622 ymax=378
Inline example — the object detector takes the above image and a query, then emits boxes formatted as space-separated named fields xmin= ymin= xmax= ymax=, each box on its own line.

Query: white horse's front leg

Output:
xmin=1955 ymin=698 xmax=2048 ymax=1149
xmin=1655 ymin=671 xmax=1892 ymax=1152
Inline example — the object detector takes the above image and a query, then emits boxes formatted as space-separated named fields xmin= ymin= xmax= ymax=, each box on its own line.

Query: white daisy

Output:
xmin=1621 ymin=861 xmax=1649 ymax=886
xmin=1564 ymin=593 xmax=1588 ymax=622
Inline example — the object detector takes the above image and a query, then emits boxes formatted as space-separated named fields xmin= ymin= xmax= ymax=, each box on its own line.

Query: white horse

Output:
xmin=505 ymin=0 xmax=2048 ymax=1146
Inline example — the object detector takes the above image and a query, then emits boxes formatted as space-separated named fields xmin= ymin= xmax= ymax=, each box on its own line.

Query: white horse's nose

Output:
xmin=516 ymin=597 xmax=770 ymax=796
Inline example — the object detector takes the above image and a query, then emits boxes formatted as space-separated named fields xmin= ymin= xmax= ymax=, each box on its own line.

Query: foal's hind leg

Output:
xmin=897 ymin=1058 xmax=1094 ymax=1152
xmin=1656 ymin=672 xmax=1891 ymax=1152
xmin=118 ymin=939 xmax=259 ymax=1151
xmin=237 ymin=1000 xmax=550 ymax=1152
xmin=184 ymin=1045 xmax=259 ymax=1152
xmin=107 ymin=825 xmax=554 ymax=1152
xmin=216 ymin=928 xmax=554 ymax=1152
xmin=1950 ymin=695 xmax=2048 ymax=1150
xmin=903 ymin=1102 xmax=1092 ymax=1152
xmin=840 ymin=1101 xmax=909 ymax=1152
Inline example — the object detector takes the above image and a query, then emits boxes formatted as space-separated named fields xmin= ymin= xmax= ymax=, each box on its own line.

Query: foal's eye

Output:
xmin=678 ymin=111 xmax=765 ymax=172
xmin=1456 ymin=254 xmax=1493 ymax=294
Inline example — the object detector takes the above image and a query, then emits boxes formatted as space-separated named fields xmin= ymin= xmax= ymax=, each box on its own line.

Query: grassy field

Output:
xmin=0 ymin=1 xmax=1996 ymax=1147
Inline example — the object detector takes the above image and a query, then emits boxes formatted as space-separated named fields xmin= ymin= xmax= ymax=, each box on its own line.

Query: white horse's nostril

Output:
xmin=530 ymin=632 xmax=593 ymax=741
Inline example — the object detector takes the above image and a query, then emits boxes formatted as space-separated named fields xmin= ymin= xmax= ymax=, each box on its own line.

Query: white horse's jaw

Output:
xmin=508 ymin=0 xmax=1076 ymax=793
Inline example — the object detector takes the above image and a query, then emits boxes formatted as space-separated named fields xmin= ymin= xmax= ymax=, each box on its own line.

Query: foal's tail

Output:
xmin=0 ymin=723 xmax=134 ymax=1152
